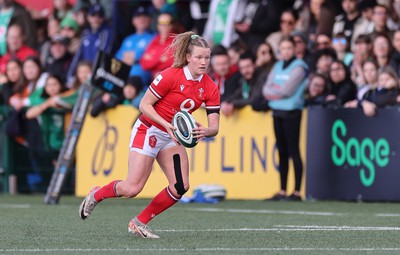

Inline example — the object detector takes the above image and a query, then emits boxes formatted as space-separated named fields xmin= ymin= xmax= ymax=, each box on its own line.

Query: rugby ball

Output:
xmin=172 ymin=111 xmax=198 ymax=148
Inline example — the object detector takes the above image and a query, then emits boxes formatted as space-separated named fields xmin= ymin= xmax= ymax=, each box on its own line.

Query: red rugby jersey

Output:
xmin=142 ymin=66 xmax=220 ymax=131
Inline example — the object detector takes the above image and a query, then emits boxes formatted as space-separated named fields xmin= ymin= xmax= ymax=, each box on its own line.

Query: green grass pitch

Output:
xmin=1 ymin=195 xmax=400 ymax=255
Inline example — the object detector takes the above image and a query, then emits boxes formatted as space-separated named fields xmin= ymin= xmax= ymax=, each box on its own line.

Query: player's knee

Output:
xmin=174 ymin=182 xmax=189 ymax=196
xmin=123 ymin=186 xmax=143 ymax=198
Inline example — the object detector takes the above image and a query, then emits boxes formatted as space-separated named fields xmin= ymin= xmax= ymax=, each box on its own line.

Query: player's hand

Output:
xmin=165 ymin=122 xmax=180 ymax=145
xmin=193 ymin=121 xmax=206 ymax=142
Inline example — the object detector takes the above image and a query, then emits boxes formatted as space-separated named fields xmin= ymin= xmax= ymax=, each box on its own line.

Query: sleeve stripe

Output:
xmin=149 ymin=86 xmax=162 ymax=99
xmin=205 ymin=105 xmax=220 ymax=109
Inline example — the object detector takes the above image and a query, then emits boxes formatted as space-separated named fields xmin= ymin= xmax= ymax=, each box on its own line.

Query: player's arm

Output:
xmin=205 ymin=112 xmax=219 ymax=137
xmin=139 ymin=89 xmax=176 ymax=139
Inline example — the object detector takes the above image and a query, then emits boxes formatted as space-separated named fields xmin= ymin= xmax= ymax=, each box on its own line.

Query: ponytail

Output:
xmin=168 ymin=31 xmax=211 ymax=68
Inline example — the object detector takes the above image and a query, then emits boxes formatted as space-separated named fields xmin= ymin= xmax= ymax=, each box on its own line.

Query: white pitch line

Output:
xmin=157 ymin=225 xmax=400 ymax=232
xmin=376 ymin=213 xmax=400 ymax=217
xmin=274 ymin=225 xmax=400 ymax=231
xmin=185 ymin=207 xmax=341 ymax=216
xmin=2 ymin=247 xmax=400 ymax=253
xmin=0 ymin=204 xmax=30 ymax=209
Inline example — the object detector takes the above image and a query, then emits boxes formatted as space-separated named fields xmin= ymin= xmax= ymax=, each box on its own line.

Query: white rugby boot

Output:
xmin=79 ymin=186 xmax=100 ymax=220
xmin=128 ymin=217 xmax=160 ymax=239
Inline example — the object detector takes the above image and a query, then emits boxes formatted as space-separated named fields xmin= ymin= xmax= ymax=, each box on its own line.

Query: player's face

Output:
xmin=186 ymin=46 xmax=211 ymax=79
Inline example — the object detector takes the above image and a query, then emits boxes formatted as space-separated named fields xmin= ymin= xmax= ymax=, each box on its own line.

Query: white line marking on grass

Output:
xmin=274 ymin=225 xmax=400 ymax=231
xmin=3 ymin=248 xmax=400 ymax=253
xmin=186 ymin=207 xmax=341 ymax=216
xmin=0 ymin=204 xmax=30 ymax=209
xmin=157 ymin=225 xmax=400 ymax=232
xmin=376 ymin=213 xmax=400 ymax=217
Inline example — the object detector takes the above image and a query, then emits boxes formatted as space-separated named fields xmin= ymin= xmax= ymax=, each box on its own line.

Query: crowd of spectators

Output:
xmin=2 ymin=0 xmax=400 ymax=192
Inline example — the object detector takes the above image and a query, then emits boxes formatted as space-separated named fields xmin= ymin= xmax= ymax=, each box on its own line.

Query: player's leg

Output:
xmin=130 ymin=145 xmax=188 ymax=238
xmin=79 ymin=151 xmax=154 ymax=220
xmin=79 ymin=118 xmax=155 ymax=220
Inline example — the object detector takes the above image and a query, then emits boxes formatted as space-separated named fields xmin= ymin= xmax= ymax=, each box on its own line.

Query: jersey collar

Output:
xmin=183 ymin=66 xmax=203 ymax=82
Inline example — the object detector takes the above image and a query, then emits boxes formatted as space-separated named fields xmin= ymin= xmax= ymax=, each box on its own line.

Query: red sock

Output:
xmin=137 ymin=187 xmax=179 ymax=224
xmin=94 ymin=180 xmax=121 ymax=202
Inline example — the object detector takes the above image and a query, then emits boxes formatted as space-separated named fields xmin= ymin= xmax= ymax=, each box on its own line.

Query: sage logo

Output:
xmin=331 ymin=119 xmax=390 ymax=187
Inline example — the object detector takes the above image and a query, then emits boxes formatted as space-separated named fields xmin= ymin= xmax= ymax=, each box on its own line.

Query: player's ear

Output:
xmin=186 ymin=53 xmax=191 ymax=63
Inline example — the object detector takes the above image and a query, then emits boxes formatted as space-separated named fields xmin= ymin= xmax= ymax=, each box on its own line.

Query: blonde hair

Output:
xmin=168 ymin=31 xmax=210 ymax=68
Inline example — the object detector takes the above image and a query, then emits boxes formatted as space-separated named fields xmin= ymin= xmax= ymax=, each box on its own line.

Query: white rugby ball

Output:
xmin=172 ymin=111 xmax=198 ymax=148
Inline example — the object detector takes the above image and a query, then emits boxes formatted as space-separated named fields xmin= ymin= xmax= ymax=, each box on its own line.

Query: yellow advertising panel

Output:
xmin=76 ymin=106 xmax=307 ymax=199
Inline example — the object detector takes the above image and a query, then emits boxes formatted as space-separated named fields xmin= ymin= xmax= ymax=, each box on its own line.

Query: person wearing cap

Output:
xmin=115 ymin=6 xmax=155 ymax=87
xmin=66 ymin=3 xmax=113 ymax=86
xmin=60 ymin=17 xmax=80 ymax=55
xmin=44 ymin=34 xmax=72 ymax=83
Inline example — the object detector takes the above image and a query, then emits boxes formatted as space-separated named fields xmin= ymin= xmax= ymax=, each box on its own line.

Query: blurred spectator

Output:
xmin=148 ymin=0 xmax=177 ymax=32
xmin=350 ymin=34 xmax=373 ymax=84
xmin=189 ymin=0 xmax=210 ymax=35
xmin=227 ymin=39 xmax=247 ymax=69
xmin=366 ymin=4 xmax=394 ymax=39
xmin=297 ymin=0 xmax=337 ymax=44
xmin=345 ymin=66 xmax=399 ymax=116
xmin=255 ymin=42 xmax=276 ymax=74
xmin=325 ymin=60 xmax=356 ymax=107
xmin=115 ymin=6 xmax=155 ymax=87
xmin=312 ymin=47 xmax=337 ymax=75
xmin=0 ymin=23 xmax=38 ymax=74
xmin=74 ymin=0 xmax=112 ymax=21
xmin=209 ymin=44 xmax=238 ymax=101
xmin=55 ymin=60 xmax=92 ymax=109
xmin=291 ymin=30 xmax=313 ymax=68
xmin=140 ymin=12 xmax=175 ymax=80
xmin=266 ymin=9 xmax=299 ymax=58
xmin=72 ymin=1 xmax=89 ymax=28
xmin=202 ymin=0 xmax=246 ymax=48
xmin=235 ymin=0 xmax=295 ymax=52
xmin=220 ymin=51 xmax=266 ymax=117
xmin=22 ymin=56 xmax=48 ymax=107
xmin=90 ymin=75 xmax=144 ymax=117
xmin=332 ymin=0 xmax=369 ymax=50
xmin=59 ymin=16 xmax=81 ymax=56
xmin=24 ymin=73 xmax=69 ymax=192
xmin=331 ymin=33 xmax=354 ymax=66
xmin=263 ymin=35 xmax=308 ymax=201
xmin=51 ymin=0 xmax=73 ymax=21
xmin=354 ymin=59 xmax=379 ymax=99
xmin=372 ymin=33 xmax=391 ymax=69
xmin=359 ymin=0 xmax=377 ymax=23
xmin=304 ymin=73 xmax=329 ymax=106
xmin=39 ymin=17 xmax=61 ymax=65
xmin=0 ymin=58 xmax=24 ymax=105
xmin=66 ymin=3 xmax=113 ymax=86
xmin=315 ymin=33 xmax=332 ymax=50
xmin=0 ymin=0 xmax=37 ymax=54
xmin=390 ymin=30 xmax=400 ymax=77
xmin=44 ymin=34 xmax=72 ymax=83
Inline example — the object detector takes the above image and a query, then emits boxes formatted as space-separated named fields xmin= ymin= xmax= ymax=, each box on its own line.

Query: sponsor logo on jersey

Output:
xmin=180 ymin=84 xmax=185 ymax=91
xmin=153 ymin=74 xmax=163 ymax=86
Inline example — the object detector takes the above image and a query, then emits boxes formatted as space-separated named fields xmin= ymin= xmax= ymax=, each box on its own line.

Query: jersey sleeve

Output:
xmin=148 ymin=68 xmax=174 ymax=99
xmin=205 ymin=79 xmax=220 ymax=111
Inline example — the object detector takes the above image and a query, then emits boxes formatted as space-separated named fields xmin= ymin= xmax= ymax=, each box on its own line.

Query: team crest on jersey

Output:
xmin=198 ymin=88 xmax=204 ymax=99
xmin=153 ymin=74 xmax=163 ymax=86
xmin=149 ymin=135 xmax=157 ymax=148
xmin=180 ymin=84 xmax=185 ymax=91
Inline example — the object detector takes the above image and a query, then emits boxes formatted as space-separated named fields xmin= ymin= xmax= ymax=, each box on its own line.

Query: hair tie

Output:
xmin=191 ymin=34 xmax=200 ymax=40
